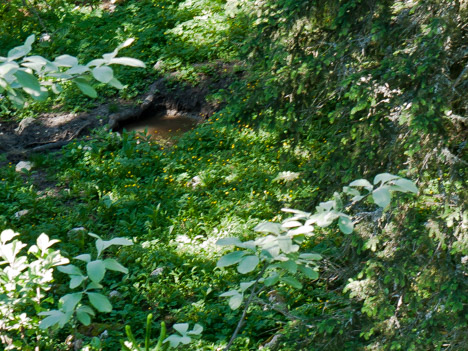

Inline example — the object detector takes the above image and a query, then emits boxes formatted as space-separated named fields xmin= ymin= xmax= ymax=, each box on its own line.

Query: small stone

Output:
xmin=15 ymin=161 xmax=33 ymax=172
xmin=15 ymin=117 xmax=36 ymax=135
xmin=109 ymin=290 xmax=122 ymax=299
xmin=151 ymin=267 xmax=164 ymax=277
xmin=14 ymin=210 xmax=29 ymax=218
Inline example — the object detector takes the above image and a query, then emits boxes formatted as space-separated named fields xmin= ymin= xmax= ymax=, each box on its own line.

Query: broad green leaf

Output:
xmin=349 ymin=179 xmax=373 ymax=191
xmin=38 ymin=310 xmax=66 ymax=329
xmin=66 ymin=65 xmax=89 ymax=75
xmin=60 ymin=292 xmax=82 ymax=313
xmin=108 ymin=77 xmax=124 ymax=89
xmin=14 ymin=70 xmax=42 ymax=97
xmin=103 ymin=258 xmax=128 ymax=274
xmin=373 ymin=173 xmax=399 ymax=185
xmin=280 ymin=276 xmax=303 ymax=289
xmin=86 ymin=281 xmax=103 ymax=290
xmin=164 ymin=335 xmax=183 ymax=348
xmin=277 ymin=236 xmax=293 ymax=253
xmin=73 ymin=78 xmax=97 ymax=98
xmin=254 ymin=222 xmax=282 ymax=235
xmin=188 ymin=324 xmax=203 ymax=335
xmin=281 ymin=220 xmax=303 ymax=228
xmin=87 ymin=260 xmax=106 ymax=283
xmin=298 ymin=265 xmax=319 ymax=279
xmin=338 ymin=215 xmax=354 ymax=234
xmin=299 ymin=253 xmax=322 ymax=261
xmin=216 ymin=237 xmax=242 ymax=246
xmin=69 ymin=275 xmax=85 ymax=289
xmin=372 ymin=186 xmax=392 ymax=208
xmin=1 ymin=229 xmax=18 ymax=243
xmin=76 ymin=310 xmax=91 ymax=326
xmin=173 ymin=323 xmax=189 ymax=335
xmin=109 ymin=57 xmax=146 ymax=68
xmin=229 ymin=293 xmax=243 ymax=309
xmin=75 ymin=254 xmax=91 ymax=263
xmin=264 ymin=273 xmax=280 ymax=286
xmin=54 ymin=55 xmax=78 ymax=67
xmin=8 ymin=40 xmax=33 ymax=61
xmin=87 ymin=292 xmax=112 ymax=312
xmin=217 ymin=251 xmax=246 ymax=268
xmin=239 ymin=281 xmax=255 ymax=292
xmin=392 ymin=178 xmax=418 ymax=193
xmin=86 ymin=59 xmax=106 ymax=67
xmin=219 ymin=290 xmax=239 ymax=297
xmin=36 ymin=233 xmax=59 ymax=252
xmin=237 ymin=255 xmax=260 ymax=274
xmin=92 ymin=66 xmax=114 ymax=83
xmin=280 ymin=260 xmax=298 ymax=274
xmin=58 ymin=264 xmax=83 ymax=276
xmin=288 ymin=225 xmax=315 ymax=236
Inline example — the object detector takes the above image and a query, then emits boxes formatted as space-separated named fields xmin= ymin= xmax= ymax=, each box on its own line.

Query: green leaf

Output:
xmin=298 ymin=265 xmax=319 ymax=279
xmin=109 ymin=57 xmax=146 ymax=68
xmin=280 ymin=276 xmax=303 ymax=289
xmin=7 ymin=36 xmax=34 ymax=61
xmin=103 ymin=258 xmax=128 ymax=274
xmin=58 ymin=264 xmax=83 ymax=276
xmin=188 ymin=324 xmax=203 ymax=336
xmin=373 ymin=173 xmax=399 ymax=185
xmin=54 ymin=55 xmax=78 ymax=67
xmin=173 ymin=323 xmax=189 ymax=335
xmin=338 ymin=215 xmax=354 ymax=234
xmin=14 ymin=70 xmax=42 ymax=97
xmin=216 ymin=237 xmax=242 ymax=246
xmin=75 ymin=254 xmax=91 ymax=263
xmin=36 ymin=233 xmax=59 ymax=251
xmin=39 ymin=309 xmax=72 ymax=329
xmin=1 ymin=229 xmax=18 ymax=243
xmin=87 ymin=260 xmax=106 ymax=283
xmin=76 ymin=309 xmax=91 ymax=326
xmin=349 ymin=179 xmax=373 ymax=191
xmin=372 ymin=186 xmax=392 ymax=208
xmin=299 ymin=253 xmax=322 ymax=261
xmin=87 ymin=292 xmax=112 ymax=312
xmin=277 ymin=236 xmax=293 ymax=253
xmin=280 ymin=260 xmax=298 ymax=274
xmin=392 ymin=178 xmax=418 ymax=193
xmin=239 ymin=281 xmax=255 ymax=292
xmin=69 ymin=275 xmax=85 ymax=289
xmin=255 ymin=222 xmax=282 ymax=235
xmin=73 ymin=78 xmax=97 ymax=98
xmin=237 ymin=255 xmax=260 ymax=274
xmin=229 ymin=293 xmax=243 ymax=310
xmin=264 ymin=273 xmax=280 ymax=286
xmin=92 ymin=66 xmax=114 ymax=83
xmin=217 ymin=251 xmax=246 ymax=268
xmin=60 ymin=293 xmax=82 ymax=313
xmin=108 ymin=77 xmax=124 ymax=89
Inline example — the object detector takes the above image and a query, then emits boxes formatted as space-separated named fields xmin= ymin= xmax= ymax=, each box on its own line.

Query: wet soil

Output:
xmin=0 ymin=61 xmax=239 ymax=161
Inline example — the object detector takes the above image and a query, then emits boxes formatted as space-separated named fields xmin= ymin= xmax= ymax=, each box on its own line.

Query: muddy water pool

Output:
xmin=118 ymin=113 xmax=199 ymax=142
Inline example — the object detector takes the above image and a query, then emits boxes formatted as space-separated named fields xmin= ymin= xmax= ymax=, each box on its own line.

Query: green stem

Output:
xmin=145 ymin=313 xmax=153 ymax=351
xmin=155 ymin=322 xmax=166 ymax=351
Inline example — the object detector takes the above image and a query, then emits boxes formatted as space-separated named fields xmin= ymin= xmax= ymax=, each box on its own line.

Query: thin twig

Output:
xmin=224 ymin=265 xmax=268 ymax=351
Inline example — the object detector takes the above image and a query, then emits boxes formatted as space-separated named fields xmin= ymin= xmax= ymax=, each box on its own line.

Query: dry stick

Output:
xmin=224 ymin=265 xmax=268 ymax=351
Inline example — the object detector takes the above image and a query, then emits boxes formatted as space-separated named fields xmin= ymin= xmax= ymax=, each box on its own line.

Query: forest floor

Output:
xmin=0 ymin=63 xmax=235 ymax=162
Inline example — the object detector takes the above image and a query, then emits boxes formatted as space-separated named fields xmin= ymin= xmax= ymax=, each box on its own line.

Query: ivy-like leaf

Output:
xmin=217 ymin=251 xmax=246 ymax=268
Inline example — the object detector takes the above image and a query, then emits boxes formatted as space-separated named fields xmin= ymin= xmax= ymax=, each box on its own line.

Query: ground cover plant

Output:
xmin=1 ymin=0 xmax=467 ymax=350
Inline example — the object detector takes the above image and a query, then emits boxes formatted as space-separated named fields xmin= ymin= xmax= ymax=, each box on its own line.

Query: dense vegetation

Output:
xmin=1 ymin=0 xmax=466 ymax=350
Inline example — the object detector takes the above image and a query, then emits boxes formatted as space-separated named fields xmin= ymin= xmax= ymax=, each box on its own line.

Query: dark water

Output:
xmin=119 ymin=114 xmax=199 ymax=141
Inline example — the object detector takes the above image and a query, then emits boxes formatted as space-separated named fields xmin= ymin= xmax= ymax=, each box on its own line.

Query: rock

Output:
xmin=14 ymin=210 xmax=29 ymax=218
xmin=15 ymin=117 xmax=36 ymax=135
xmin=188 ymin=175 xmax=202 ymax=188
xmin=15 ymin=161 xmax=33 ymax=172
